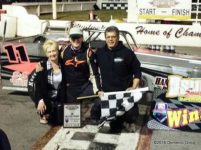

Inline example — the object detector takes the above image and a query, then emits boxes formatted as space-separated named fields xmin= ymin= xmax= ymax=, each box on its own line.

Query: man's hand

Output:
xmin=37 ymin=99 xmax=46 ymax=115
xmin=127 ymin=78 xmax=140 ymax=91
xmin=97 ymin=91 xmax=104 ymax=97
xmin=126 ymin=87 xmax=136 ymax=91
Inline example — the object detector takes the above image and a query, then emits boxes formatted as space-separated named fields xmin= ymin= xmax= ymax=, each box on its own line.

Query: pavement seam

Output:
xmin=31 ymin=126 xmax=61 ymax=150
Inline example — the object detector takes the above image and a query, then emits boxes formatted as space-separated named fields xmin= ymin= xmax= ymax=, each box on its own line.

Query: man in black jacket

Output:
xmin=91 ymin=26 xmax=142 ymax=132
xmin=61 ymin=27 xmax=100 ymax=103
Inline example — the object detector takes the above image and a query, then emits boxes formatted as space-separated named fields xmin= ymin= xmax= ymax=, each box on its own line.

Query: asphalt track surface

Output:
xmin=0 ymin=88 xmax=50 ymax=150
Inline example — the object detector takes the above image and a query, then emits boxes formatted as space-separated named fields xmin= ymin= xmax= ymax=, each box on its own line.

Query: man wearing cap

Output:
xmin=61 ymin=27 xmax=101 ymax=105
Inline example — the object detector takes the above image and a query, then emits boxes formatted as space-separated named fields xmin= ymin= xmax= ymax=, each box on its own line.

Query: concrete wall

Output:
xmin=12 ymin=2 xmax=96 ymax=16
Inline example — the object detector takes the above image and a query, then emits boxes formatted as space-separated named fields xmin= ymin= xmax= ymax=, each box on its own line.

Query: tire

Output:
xmin=140 ymin=75 xmax=148 ymax=88
xmin=27 ymin=70 xmax=37 ymax=103
xmin=140 ymin=75 xmax=154 ymax=102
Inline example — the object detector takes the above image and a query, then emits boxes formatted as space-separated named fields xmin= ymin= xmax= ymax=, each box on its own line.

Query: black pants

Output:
xmin=91 ymin=100 xmax=139 ymax=127
xmin=36 ymin=98 xmax=63 ymax=125
xmin=110 ymin=104 xmax=139 ymax=130
xmin=0 ymin=129 xmax=11 ymax=150
xmin=90 ymin=98 xmax=101 ymax=120
xmin=49 ymin=101 xmax=63 ymax=125
xmin=66 ymin=81 xmax=94 ymax=103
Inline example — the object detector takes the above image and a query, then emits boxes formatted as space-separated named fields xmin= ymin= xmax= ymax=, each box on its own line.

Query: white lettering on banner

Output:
xmin=172 ymin=9 xmax=190 ymax=16
xmin=139 ymin=8 xmax=156 ymax=15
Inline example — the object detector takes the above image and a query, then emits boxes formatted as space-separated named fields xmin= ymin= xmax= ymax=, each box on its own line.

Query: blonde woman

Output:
xmin=34 ymin=39 xmax=65 ymax=125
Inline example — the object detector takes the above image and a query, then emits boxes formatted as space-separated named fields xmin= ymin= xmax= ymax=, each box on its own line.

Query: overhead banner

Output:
xmin=137 ymin=0 xmax=192 ymax=20
xmin=73 ymin=21 xmax=201 ymax=47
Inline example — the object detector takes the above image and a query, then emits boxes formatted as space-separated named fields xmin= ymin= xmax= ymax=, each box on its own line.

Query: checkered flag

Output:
xmin=99 ymin=87 xmax=148 ymax=127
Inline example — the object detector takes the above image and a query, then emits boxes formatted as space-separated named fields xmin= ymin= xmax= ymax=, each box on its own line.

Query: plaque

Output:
xmin=63 ymin=104 xmax=81 ymax=128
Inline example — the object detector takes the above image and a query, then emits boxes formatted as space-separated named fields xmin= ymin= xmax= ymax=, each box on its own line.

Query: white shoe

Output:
xmin=39 ymin=115 xmax=49 ymax=124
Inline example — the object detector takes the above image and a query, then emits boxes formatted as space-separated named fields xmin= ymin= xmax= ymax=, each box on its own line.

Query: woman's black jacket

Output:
xmin=34 ymin=58 xmax=66 ymax=107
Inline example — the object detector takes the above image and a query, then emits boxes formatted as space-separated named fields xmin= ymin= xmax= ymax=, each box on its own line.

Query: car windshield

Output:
xmin=84 ymin=30 xmax=137 ymax=50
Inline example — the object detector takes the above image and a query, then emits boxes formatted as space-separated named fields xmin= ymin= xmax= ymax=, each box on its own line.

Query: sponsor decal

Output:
xmin=65 ymin=57 xmax=85 ymax=67
xmin=167 ymin=108 xmax=201 ymax=128
xmin=3 ymin=44 xmax=30 ymax=63
xmin=2 ymin=44 xmax=37 ymax=87
xmin=28 ymin=71 xmax=37 ymax=88
xmin=10 ymin=71 xmax=29 ymax=87
xmin=114 ymin=57 xmax=123 ymax=63
xmin=153 ymin=102 xmax=168 ymax=122
xmin=153 ymin=102 xmax=201 ymax=128
xmin=166 ymin=75 xmax=201 ymax=102
xmin=73 ymin=22 xmax=106 ymax=30
xmin=154 ymin=76 xmax=168 ymax=89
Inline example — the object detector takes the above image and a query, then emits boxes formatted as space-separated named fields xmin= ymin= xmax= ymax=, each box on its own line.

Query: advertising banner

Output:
xmin=148 ymin=75 xmax=201 ymax=132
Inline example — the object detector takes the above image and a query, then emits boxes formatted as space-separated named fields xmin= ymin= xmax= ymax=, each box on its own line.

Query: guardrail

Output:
xmin=12 ymin=1 xmax=96 ymax=16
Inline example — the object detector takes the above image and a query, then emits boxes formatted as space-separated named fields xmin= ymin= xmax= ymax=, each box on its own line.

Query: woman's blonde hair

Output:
xmin=42 ymin=39 xmax=59 ymax=53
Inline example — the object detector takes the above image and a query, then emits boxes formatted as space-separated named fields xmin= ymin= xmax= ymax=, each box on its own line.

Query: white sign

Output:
xmin=73 ymin=21 xmax=201 ymax=47
xmin=64 ymin=104 xmax=81 ymax=127
xmin=137 ymin=0 xmax=191 ymax=20
xmin=166 ymin=75 xmax=201 ymax=102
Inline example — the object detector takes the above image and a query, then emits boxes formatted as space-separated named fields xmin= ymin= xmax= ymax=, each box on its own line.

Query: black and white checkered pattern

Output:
xmin=43 ymin=124 xmax=140 ymax=150
xmin=43 ymin=93 xmax=150 ymax=150
xmin=99 ymin=90 xmax=142 ymax=126
xmin=102 ymin=3 xmax=128 ymax=10
xmin=149 ymin=45 xmax=175 ymax=53
xmin=148 ymin=88 xmax=201 ymax=132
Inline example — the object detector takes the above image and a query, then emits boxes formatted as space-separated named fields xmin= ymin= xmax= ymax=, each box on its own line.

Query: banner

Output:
xmin=166 ymin=75 xmax=201 ymax=102
xmin=147 ymin=88 xmax=201 ymax=132
xmin=137 ymin=0 xmax=191 ymax=20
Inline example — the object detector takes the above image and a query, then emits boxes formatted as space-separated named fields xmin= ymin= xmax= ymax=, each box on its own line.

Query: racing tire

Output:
xmin=140 ymin=75 xmax=153 ymax=102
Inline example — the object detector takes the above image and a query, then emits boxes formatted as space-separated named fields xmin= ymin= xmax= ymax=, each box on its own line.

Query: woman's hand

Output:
xmin=35 ymin=62 xmax=43 ymax=72
xmin=37 ymin=99 xmax=46 ymax=115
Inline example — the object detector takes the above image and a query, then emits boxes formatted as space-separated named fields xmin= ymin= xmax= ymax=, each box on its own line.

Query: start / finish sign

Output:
xmin=137 ymin=0 xmax=191 ymax=20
